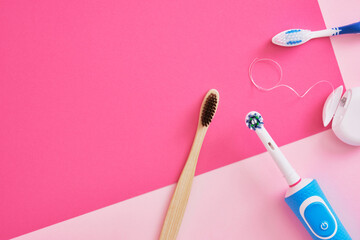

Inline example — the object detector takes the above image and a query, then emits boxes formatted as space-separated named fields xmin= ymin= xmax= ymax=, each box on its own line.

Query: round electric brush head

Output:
xmin=245 ymin=111 xmax=302 ymax=186
xmin=201 ymin=89 xmax=219 ymax=127
xmin=245 ymin=111 xmax=263 ymax=130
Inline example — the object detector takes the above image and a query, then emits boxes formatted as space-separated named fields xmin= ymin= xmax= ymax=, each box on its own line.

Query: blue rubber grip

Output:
xmin=337 ymin=21 xmax=360 ymax=35
xmin=285 ymin=180 xmax=351 ymax=240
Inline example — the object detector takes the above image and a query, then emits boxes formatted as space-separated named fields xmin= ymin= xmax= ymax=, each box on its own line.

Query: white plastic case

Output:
xmin=323 ymin=86 xmax=360 ymax=146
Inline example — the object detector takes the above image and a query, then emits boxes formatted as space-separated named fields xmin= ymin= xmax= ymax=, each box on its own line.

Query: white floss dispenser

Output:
xmin=323 ymin=86 xmax=360 ymax=146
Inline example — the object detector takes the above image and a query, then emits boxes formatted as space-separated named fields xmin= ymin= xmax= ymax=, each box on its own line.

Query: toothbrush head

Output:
xmin=200 ymin=89 xmax=219 ymax=127
xmin=272 ymin=29 xmax=312 ymax=47
xmin=245 ymin=111 xmax=263 ymax=131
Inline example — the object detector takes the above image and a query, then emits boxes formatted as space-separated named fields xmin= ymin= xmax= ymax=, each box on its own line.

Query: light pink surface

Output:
xmin=318 ymin=0 xmax=360 ymax=89
xmin=13 ymin=131 xmax=360 ymax=240
xmin=0 ymin=0 xmax=343 ymax=238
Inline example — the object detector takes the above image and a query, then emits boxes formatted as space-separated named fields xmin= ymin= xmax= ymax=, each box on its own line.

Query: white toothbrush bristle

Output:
xmin=272 ymin=29 xmax=312 ymax=47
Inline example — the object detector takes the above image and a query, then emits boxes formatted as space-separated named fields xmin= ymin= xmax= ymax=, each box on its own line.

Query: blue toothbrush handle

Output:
xmin=336 ymin=21 xmax=360 ymax=35
xmin=285 ymin=180 xmax=351 ymax=240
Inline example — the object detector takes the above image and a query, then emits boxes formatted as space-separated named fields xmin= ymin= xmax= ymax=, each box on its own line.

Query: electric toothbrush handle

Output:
xmin=337 ymin=21 xmax=360 ymax=35
xmin=285 ymin=179 xmax=351 ymax=240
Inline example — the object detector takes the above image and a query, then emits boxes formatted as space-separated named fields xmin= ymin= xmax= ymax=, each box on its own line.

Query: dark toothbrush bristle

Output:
xmin=201 ymin=93 xmax=217 ymax=127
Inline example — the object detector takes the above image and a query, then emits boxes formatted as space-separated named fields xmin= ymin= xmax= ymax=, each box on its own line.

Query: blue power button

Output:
xmin=320 ymin=221 xmax=329 ymax=230
xmin=304 ymin=202 xmax=336 ymax=237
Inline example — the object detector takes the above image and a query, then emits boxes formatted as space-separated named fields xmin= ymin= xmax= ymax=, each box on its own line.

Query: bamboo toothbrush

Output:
xmin=159 ymin=89 xmax=219 ymax=240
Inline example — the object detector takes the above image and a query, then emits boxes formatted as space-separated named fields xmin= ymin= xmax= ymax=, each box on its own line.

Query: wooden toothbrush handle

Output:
xmin=159 ymin=128 xmax=206 ymax=240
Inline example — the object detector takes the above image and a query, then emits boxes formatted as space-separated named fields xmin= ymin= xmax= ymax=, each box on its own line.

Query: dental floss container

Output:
xmin=323 ymin=85 xmax=360 ymax=146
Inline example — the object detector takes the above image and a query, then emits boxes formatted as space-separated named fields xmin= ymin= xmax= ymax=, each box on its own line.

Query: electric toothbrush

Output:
xmin=245 ymin=111 xmax=351 ymax=240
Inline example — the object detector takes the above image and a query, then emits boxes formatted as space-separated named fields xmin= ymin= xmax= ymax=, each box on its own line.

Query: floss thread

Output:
xmin=249 ymin=58 xmax=335 ymax=98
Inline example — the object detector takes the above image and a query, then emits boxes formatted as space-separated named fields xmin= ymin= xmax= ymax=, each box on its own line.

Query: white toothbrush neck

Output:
xmin=311 ymin=28 xmax=340 ymax=39
xmin=256 ymin=127 xmax=301 ymax=186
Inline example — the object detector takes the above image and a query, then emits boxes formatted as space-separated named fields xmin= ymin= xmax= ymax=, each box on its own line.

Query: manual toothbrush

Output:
xmin=159 ymin=89 xmax=219 ymax=240
xmin=272 ymin=21 xmax=360 ymax=47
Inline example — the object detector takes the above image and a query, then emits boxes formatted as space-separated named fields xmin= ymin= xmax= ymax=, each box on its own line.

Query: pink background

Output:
xmin=12 ymin=131 xmax=360 ymax=240
xmin=1 ymin=0 xmax=359 ymax=239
